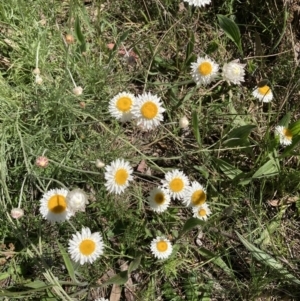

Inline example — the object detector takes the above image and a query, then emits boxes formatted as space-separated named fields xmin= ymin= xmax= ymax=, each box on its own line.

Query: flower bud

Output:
xmin=95 ymin=159 xmax=105 ymax=168
xmin=65 ymin=34 xmax=75 ymax=45
xmin=33 ymin=68 xmax=40 ymax=75
xmin=73 ymin=86 xmax=83 ymax=96
xmin=36 ymin=156 xmax=49 ymax=168
xmin=11 ymin=208 xmax=24 ymax=219
xmin=35 ymin=75 xmax=43 ymax=85
xmin=179 ymin=116 xmax=189 ymax=129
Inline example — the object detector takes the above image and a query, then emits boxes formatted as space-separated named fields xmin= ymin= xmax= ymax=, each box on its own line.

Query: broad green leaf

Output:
xmin=75 ymin=16 xmax=86 ymax=53
xmin=101 ymin=271 xmax=128 ymax=286
xmin=179 ymin=217 xmax=205 ymax=238
xmin=281 ymin=135 xmax=300 ymax=158
xmin=289 ymin=119 xmax=300 ymax=135
xmin=128 ymin=255 xmax=142 ymax=274
xmin=236 ymin=231 xmax=300 ymax=285
xmin=278 ymin=112 xmax=291 ymax=127
xmin=252 ymin=157 xmax=280 ymax=179
xmin=217 ymin=14 xmax=242 ymax=54
xmin=227 ymin=125 xmax=256 ymax=140
xmin=192 ymin=111 xmax=201 ymax=145
xmin=224 ymin=125 xmax=256 ymax=147
xmin=185 ymin=30 xmax=195 ymax=66
xmin=0 ymin=272 xmax=10 ymax=281
xmin=57 ymin=241 xmax=79 ymax=284
xmin=213 ymin=158 xmax=242 ymax=179
xmin=24 ymin=280 xmax=48 ymax=289
xmin=254 ymin=207 xmax=286 ymax=246
xmin=198 ymin=247 xmax=235 ymax=278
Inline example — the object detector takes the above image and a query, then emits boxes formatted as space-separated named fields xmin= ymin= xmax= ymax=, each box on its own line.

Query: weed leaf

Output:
xmin=198 ymin=247 xmax=235 ymax=278
xmin=217 ymin=15 xmax=242 ymax=54
xmin=213 ymin=158 xmax=242 ymax=179
xmin=224 ymin=124 xmax=256 ymax=147
xmin=75 ymin=16 xmax=86 ymax=52
xmin=101 ymin=271 xmax=128 ymax=286
xmin=179 ymin=217 xmax=205 ymax=238
xmin=252 ymin=156 xmax=280 ymax=178
xmin=128 ymin=254 xmax=142 ymax=274
xmin=236 ymin=231 xmax=300 ymax=285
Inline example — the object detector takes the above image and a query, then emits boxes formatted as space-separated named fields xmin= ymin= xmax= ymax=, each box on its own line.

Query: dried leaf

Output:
xmin=110 ymin=284 xmax=121 ymax=301
xmin=137 ymin=160 xmax=147 ymax=173
xmin=125 ymin=277 xmax=135 ymax=301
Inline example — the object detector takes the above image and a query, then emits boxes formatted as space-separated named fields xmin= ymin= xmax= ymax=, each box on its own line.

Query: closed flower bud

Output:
xmin=179 ymin=116 xmax=189 ymax=129
xmin=73 ymin=86 xmax=83 ymax=96
xmin=95 ymin=159 xmax=105 ymax=168
xmin=33 ymin=68 xmax=40 ymax=75
xmin=35 ymin=75 xmax=43 ymax=85
xmin=36 ymin=156 xmax=49 ymax=168
xmin=11 ymin=208 xmax=24 ymax=219
xmin=65 ymin=34 xmax=75 ymax=44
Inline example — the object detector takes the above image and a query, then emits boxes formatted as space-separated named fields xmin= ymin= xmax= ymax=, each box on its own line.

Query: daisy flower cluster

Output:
xmin=148 ymin=169 xmax=211 ymax=259
xmin=191 ymin=55 xmax=273 ymax=103
xmin=108 ymin=91 xmax=165 ymax=130
xmin=39 ymin=187 xmax=104 ymax=265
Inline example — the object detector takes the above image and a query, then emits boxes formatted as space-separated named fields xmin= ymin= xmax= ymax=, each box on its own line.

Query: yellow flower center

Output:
xmin=169 ymin=178 xmax=184 ymax=193
xmin=79 ymin=239 xmax=96 ymax=255
xmin=232 ymin=66 xmax=240 ymax=75
xmin=114 ymin=168 xmax=128 ymax=185
xmin=116 ymin=96 xmax=132 ymax=112
xmin=156 ymin=240 xmax=168 ymax=252
xmin=283 ymin=128 xmax=292 ymax=140
xmin=258 ymin=85 xmax=271 ymax=96
xmin=198 ymin=208 xmax=207 ymax=217
xmin=191 ymin=190 xmax=206 ymax=206
xmin=154 ymin=192 xmax=165 ymax=205
xmin=140 ymin=101 xmax=158 ymax=119
xmin=198 ymin=62 xmax=212 ymax=76
xmin=47 ymin=194 xmax=67 ymax=213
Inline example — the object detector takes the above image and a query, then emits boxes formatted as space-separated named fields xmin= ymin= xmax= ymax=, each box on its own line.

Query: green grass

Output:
xmin=1 ymin=0 xmax=300 ymax=300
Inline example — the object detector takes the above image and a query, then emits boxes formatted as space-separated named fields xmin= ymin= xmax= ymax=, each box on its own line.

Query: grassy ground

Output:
xmin=1 ymin=0 xmax=300 ymax=300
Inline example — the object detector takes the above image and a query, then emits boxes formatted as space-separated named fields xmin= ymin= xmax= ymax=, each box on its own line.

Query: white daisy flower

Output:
xmin=183 ymin=0 xmax=212 ymax=7
xmin=148 ymin=187 xmax=171 ymax=213
xmin=183 ymin=181 xmax=207 ymax=207
xmin=66 ymin=188 xmax=89 ymax=213
xmin=68 ymin=227 xmax=104 ymax=265
xmin=95 ymin=299 xmax=108 ymax=301
xmin=191 ymin=56 xmax=219 ymax=85
xmin=131 ymin=92 xmax=165 ymax=130
xmin=222 ymin=60 xmax=246 ymax=85
xmin=104 ymin=159 xmax=133 ymax=194
xmin=108 ymin=92 xmax=136 ymax=122
xmin=275 ymin=126 xmax=293 ymax=146
xmin=252 ymin=85 xmax=273 ymax=103
xmin=150 ymin=236 xmax=173 ymax=259
xmin=161 ymin=169 xmax=189 ymax=200
xmin=192 ymin=203 xmax=211 ymax=221
xmin=39 ymin=188 xmax=74 ymax=223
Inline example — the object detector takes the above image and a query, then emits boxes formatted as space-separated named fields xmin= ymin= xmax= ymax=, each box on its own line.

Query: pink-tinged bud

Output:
xmin=36 ymin=156 xmax=49 ymax=168
xmin=11 ymin=208 xmax=24 ymax=219
xmin=65 ymin=34 xmax=75 ymax=45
